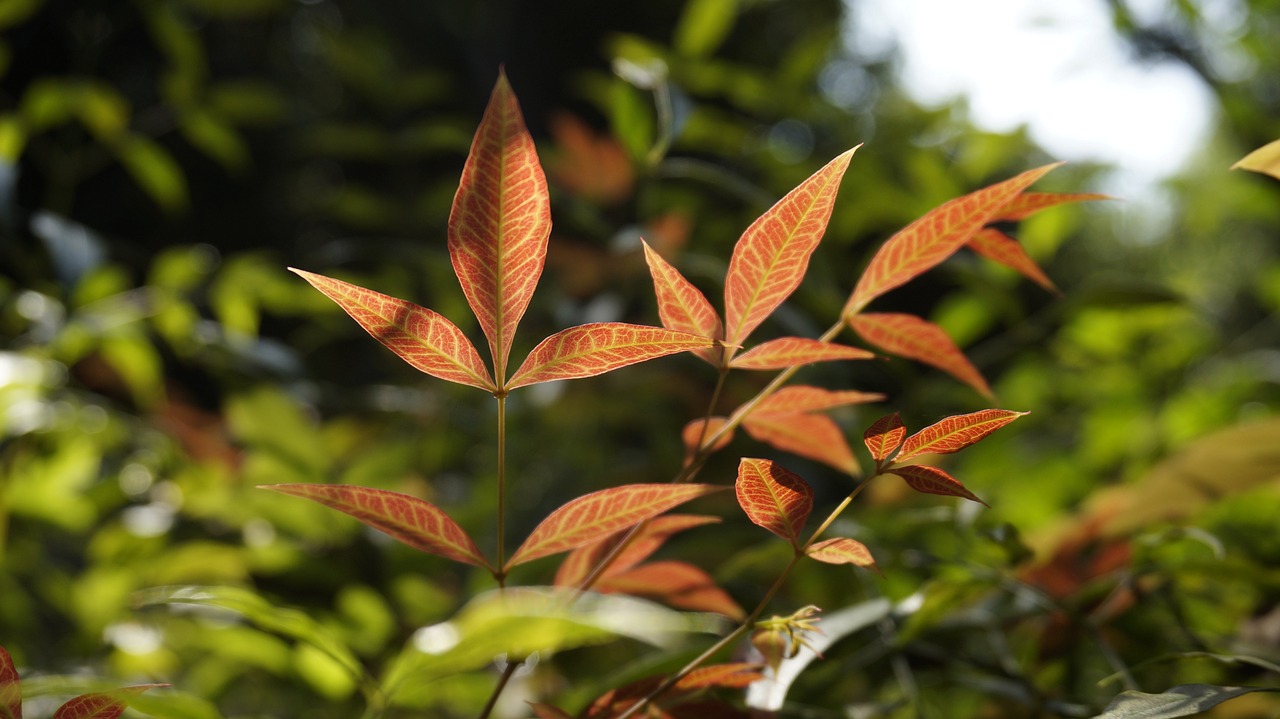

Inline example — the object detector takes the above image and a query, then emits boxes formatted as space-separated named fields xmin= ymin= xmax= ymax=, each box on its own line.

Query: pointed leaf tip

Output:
xmin=890 ymin=464 xmax=988 ymax=506
xmin=808 ymin=537 xmax=881 ymax=575
xmin=736 ymin=458 xmax=814 ymax=546
xmin=863 ymin=412 xmax=905 ymax=463
xmin=896 ymin=409 xmax=1026 ymax=462
xmin=848 ymin=313 xmax=993 ymax=399
xmin=642 ymin=241 xmax=724 ymax=366
xmin=506 ymin=323 xmax=715 ymax=389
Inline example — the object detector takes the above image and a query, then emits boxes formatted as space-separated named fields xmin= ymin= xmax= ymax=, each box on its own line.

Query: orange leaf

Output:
xmin=529 ymin=703 xmax=574 ymax=719
xmin=506 ymin=484 xmax=724 ymax=569
xmin=724 ymin=148 xmax=857 ymax=349
xmin=682 ymin=416 xmax=734 ymax=465
xmin=847 ymin=313 xmax=992 ymax=399
xmin=897 ymin=409 xmax=1026 ymax=462
xmin=863 ymin=412 xmax=905 ymax=463
xmin=595 ymin=560 xmax=745 ymax=620
xmin=290 ymin=270 xmax=496 ymax=392
xmin=52 ymin=686 xmax=166 ymax=719
xmin=643 ymin=241 xmax=723 ymax=366
xmin=674 ymin=663 xmax=766 ymax=689
xmin=729 ymin=338 xmax=873 ymax=370
xmin=968 ymin=228 xmax=1058 ymax=294
xmin=260 ymin=484 xmax=491 ymax=570
xmin=1 ymin=645 xmax=19 ymax=719
xmin=742 ymin=412 xmax=859 ymax=476
xmin=553 ymin=514 xmax=721 ymax=587
xmin=749 ymin=385 xmax=884 ymax=418
xmin=844 ymin=163 xmax=1060 ymax=315
xmin=807 ymin=537 xmax=880 ymax=574
xmin=448 ymin=70 xmax=552 ymax=378
xmin=736 ymin=458 xmax=813 ymax=547
xmin=890 ymin=464 xmax=988 ymax=506
xmin=506 ymin=323 xmax=715 ymax=390
xmin=995 ymin=191 xmax=1110 ymax=221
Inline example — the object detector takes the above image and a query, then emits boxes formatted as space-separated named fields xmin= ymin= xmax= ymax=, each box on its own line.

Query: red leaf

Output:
xmin=748 ymin=385 xmax=884 ymax=418
xmin=807 ymin=537 xmax=880 ymax=574
xmin=682 ymin=416 xmax=733 ymax=465
xmin=507 ymin=484 xmax=724 ymax=569
xmin=723 ymin=148 xmax=856 ymax=349
xmin=736 ymin=458 xmax=813 ymax=546
xmin=290 ymin=270 xmax=496 ymax=392
xmin=553 ymin=514 xmax=721 ymax=587
xmin=848 ymin=313 xmax=992 ymax=399
xmin=890 ymin=464 xmax=988 ymax=506
xmin=968 ymin=228 xmax=1058 ymax=294
xmin=896 ymin=409 xmax=1027 ymax=462
xmin=863 ymin=413 xmax=905 ymax=463
xmin=742 ymin=412 xmax=859 ymax=476
xmin=674 ymin=663 xmax=766 ymax=689
xmin=529 ymin=703 xmax=574 ymax=719
xmin=844 ymin=163 xmax=1060 ymax=315
xmin=260 ymin=484 xmax=491 ymax=569
xmin=0 ymin=645 xmax=19 ymax=719
xmin=642 ymin=241 xmax=723 ymax=366
xmin=506 ymin=323 xmax=715 ymax=390
xmin=995 ymin=191 xmax=1110 ymax=221
xmin=596 ymin=560 xmax=746 ymax=620
xmin=729 ymin=338 xmax=873 ymax=370
xmin=52 ymin=686 xmax=166 ymax=719
xmin=448 ymin=70 xmax=552 ymax=378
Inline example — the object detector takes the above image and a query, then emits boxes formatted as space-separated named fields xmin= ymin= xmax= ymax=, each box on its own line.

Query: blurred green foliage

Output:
xmin=2 ymin=0 xmax=1280 ymax=716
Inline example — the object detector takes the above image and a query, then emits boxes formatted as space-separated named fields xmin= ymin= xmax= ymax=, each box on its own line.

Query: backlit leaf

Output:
xmin=682 ymin=416 xmax=733 ymax=464
xmin=896 ymin=409 xmax=1026 ymax=462
xmin=748 ymin=385 xmax=884 ymax=417
xmin=448 ymin=70 xmax=552 ymax=377
xmin=807 ymin=537 xmax=879 ymax=574
xmin=848 ymin=313 xmax=992 ymax=398
xmin=889 ymin=464 xmax=987 ymax=506
xmin=675 ymin=663 xmax=766 ymax=689
xmin=995 ymin=191 xmax=1110 ymax=221
xmin=968 ymin=228 xmax=1058 ymax=293
xmin=53 ymin=686 xmax=166 ymax=719
xmin=736 ymin=458 xmax=813 ymax=546
xmin=1231 ymin=139 xmax=1280 ymax=181
xmin=596 ymin=561 xmax=745 ymax=620
xmin=724 ymin=148 xmax=856 ymax=348
xmin=844 ymin=163 xmax=1060 ymax=315
xmin=0 ymin=645 xmax=19 ymax=719
xmin=261 ymin=484 xmax=491 ymax=570
xmin=506 ymin=323 xmax=714 ymax=390
xmin=729 ymin=338 xmax=872 ymax=370
xmin=863 ymin=413 xmax=905 ymax=463
xmin=507 ymin=484 xmax=724 ymax=569
xmin=742 ymin=413 xmax=859 ymax=476
xmin=643 ymin=240 xmax=723 ymax=365
xmin=554 ymin=515 xmax=721 ymax=587
xmin=290 ymin=269 xmax=496 ymax=392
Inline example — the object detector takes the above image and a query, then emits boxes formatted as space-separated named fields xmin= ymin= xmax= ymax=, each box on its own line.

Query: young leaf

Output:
xmin=847 ymin=313 xmax=992 ymax=398
xmin=553 ymin=514 xmax=721 ymax=587
xmin=889 ymin=464 xmax=988 ymax=506
xmin=529 ymin=703 xmax=574 ymax=719
xmin=53 ymin=686 xmax=167 ymax=719
xmin=682 ymin=416 xmax=733 ymax=464
xmin=736 ymin=458 xmax=814 ymax=547
xmin=290 ymin=269 xmax=496 ymax=392
xmin=0 ymin=645 xmax=19 ymax=719
xmin=748 ymin=385 xmax=884 ymax=418
xmin=448 ymin=70 xmax=552 ymax=378
xmin=742 ymin=413 xmax=859 ymax=476
xmin=844 ymin=163 xmax=1060 ymax=315
xmin=807 ymin=537 xmax=880 ymax=574
xmin=506 ymin=323 xmax=715 ymax=390
xmin=995 ymin=191 xmax=1110 ymax=221
xmin=896 ymin=409 xmax=1027 ymax=462
xmin=642 ymin=240 xmax=723 ymax=365
xmin=723 ymin=148 xmax=856 ymax=349
xmin=674 ymin=663 xmax=766 ymax=689
xmin=260 ymin=484 xmax=492 ymax=570
xmin=729 ymin=338 xmax=873 ymax=370
xmin=863 ymin=413 xmax=905 ymax=463
xmin=968 ymin=228 xmax=1058 ymax=294
xmin=506 ymin=483 xmax=724 ymax=569
xmin=596 ymin=561 xmax=746 ymax=620
xmin=1233 ymin=138 xmax=1280 ymax=180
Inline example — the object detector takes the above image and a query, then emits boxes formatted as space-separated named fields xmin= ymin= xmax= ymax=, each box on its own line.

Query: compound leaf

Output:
xmin=506 ymin=323 xmax=715 ymax=390
xmin=736 ymin=458 xmax=813 ymax=547
xmin=642 ymin=240 xmax=723 ymax=365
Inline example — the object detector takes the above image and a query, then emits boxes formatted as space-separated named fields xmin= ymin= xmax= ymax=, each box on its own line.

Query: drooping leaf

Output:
xmin=675 ymin=663 xmax=766 ymax=689
xmin=0 ymin=645 xmax=19 ymax=719
xmin=729 ymin=338 xmax=872 ymax=370
xmin=1093 ymin=685 xmax=1280 ymax=719
xmin=889 ymin=464 xmax=988 ymax=506
xmin=529 ymin=703 xmax=574 ymax=719
xmin=747 ymin=385 xmax=884 ymax=418
xmin=847 ymin=313 xmax=992 ymax=398
xmin=290 ymin=269 xmax=496 ymax=392
xmin=507 ymin=484 xmax=724 ymax=569
xmin=968 ymin=227 xmax=1059 ymax=293
xmin=642 ymin=240 xmax=723 ymax=365
xmin=260 ymin=484 xmax=491 ymax=570
xmin=723 ymin=148 xmax=856 ymax=349
xmin=554 ymin=515 xmax=721 ymax=587
xmin=1231 ymin=139 xmax=1280 ymax=181
xmin=736 ymin=458 xmax=813 ymax=547
xmin=448 ymin=70 xmax=552 ymax=378
xmin=596 ymin=560 xmax=746 ymax=620
xmin=53 ymin=686 xmax=167 ymax=719
xmin=844 ymin=163 xmax=1060 ymax=315
xmin=742 ymin=412 xmax=859 ymax=476
xmin=863 ymin=413 xmax=905 ymax=463
xmin=995 ymin=191 xmax=1110 ymax=221
xmin=682 ymin=416 xmax=733 ymax=464
xmin=807 ymin=538 xmax=880 ymax=574
xmin=506 ymin=323 xmax=715 ymax=390
xmin=896 ymin=409 xmax=1026 ymax=462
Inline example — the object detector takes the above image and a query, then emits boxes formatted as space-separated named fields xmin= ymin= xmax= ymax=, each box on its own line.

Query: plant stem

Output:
xmin=477 ymin=660 xmax=521 ymax=719
xmin=496 ymin=394 xmax=507 ymax=586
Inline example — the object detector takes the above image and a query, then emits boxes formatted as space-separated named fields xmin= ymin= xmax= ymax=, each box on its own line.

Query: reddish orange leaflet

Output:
xmin=553 ymin=515 xmax=721 ymax=587
xmin=863 ymin=412 xmax=906 ymax=463
xmin=742 ymin=412 xmax=859 ymax=476
xmin=681 ymin=416 xmax=733 ymax=464
xmin=995 ymin=191 xmax=1110 ymax=221
xmin=968 ymin=228 xmax=1059 ymax=294
xmin=736 ymin=458 xmax=813 ymax=547
xmin=642 ymin=241 xmax=723 ymax=366
xmin=506 ymin=323 xmax=715 ymax=390
xmin=1 ymin=646 xmax=19 ymax=719
xmin=896 ymin=409 xmax=1027 ymax=462
xmin=595 ymin=560 xmax=745 ymax=619
xmin=729 ymin=337 xmax=873 ymax=370
xmin=848 ymin=313 xmax=992 ymax=399
xmin=529 ymin=703 xmax=574 ymax=719
xmin=890 ymin=464 xmax=988 ymax=506
xmin=51 ymin=686 xmax=166 ymax=719
xmin=748 ymin=385 xmax=884 ymax=418
xmin=807 ymin=537 xmax=880 ymax=574
xmin=673 ymin=662 xmax=766 ymax=689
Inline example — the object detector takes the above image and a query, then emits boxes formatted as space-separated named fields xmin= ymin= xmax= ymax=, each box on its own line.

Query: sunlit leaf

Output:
xmin=554 ymin=515 xmax=721 ymax=587
xmin=506 ymin=323 xmax=715 ymax=390
xmin=642 ymin=240 xmax=723 ymax=365
xmin=736 ymin=458 xmax=813 ymax=547
xmin=1231 ymin=138 xmax=1280 ymax=181
xmin=729 ymin=338 xmax=872 ymax=370
xmin=596 ymin=560 xmax=745 ymax=620
xmin=52 ymin=686 xmax=166 ymax=719
xmin=682 ymin=416 xmax=733 ymax=464
xmin=889 ymin=464 xmax=987 ymax=506
xmin=115 ymin=135 xmax=188 ymax=212
xmin=896 ymin=409 xmax=1026 ymax=462
xmin=448 ymin=70 xmax=552 ymax=377
xmin=290 ymin=269 xmax=496 ymax=392
xmin=529 ymin=703 xmax=574 ymax=719
xmin=674 ymin=0 xmax=740 ymax=57
xmin=807 ymin=537 xmax=879 ymax=574
xmin=261 ymin=484 xmax=491 ymax=569
xmin=968 ymin=227 xmax=1058 ymax=293
xmin=844 ymin=163 xmax=1060 ymax=315
xmin=0 ymin=645 xmax=19 ymax=719
xmin=995 ymin=191 xmax=1110 ymax=221
xmin=863 ymin=413 xmax=905 ymax=463
xmin=742 ymin=413 xmax=859 ymax=476
xmin=507 ymin=484 xmax=724 ymax=569
xmin=748 ymin=385 xmax=884 ymax=417
xmin=724 ymin=148 xmax=856 ymax=348
xmin=1094 ymin=685 xmax=1280 ymax=719
xmin=675 ymin=663 xmax=765 ymax=689
xmin=848 ymin=313 xmax=992 ymax=398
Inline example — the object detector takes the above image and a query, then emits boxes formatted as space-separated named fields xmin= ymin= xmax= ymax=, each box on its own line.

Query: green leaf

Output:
xmin=674 ymin=0 xmax=739 ymax=57
xmin=1093 ymin=685 xmax=1280 ymax=719
xmin=179 ymin=109 xmax=249 ymax=171
xmin=114 ymin=136 xmax=188 ymax=211
xmin=0 ymin=0 xmax=44 ymax=31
